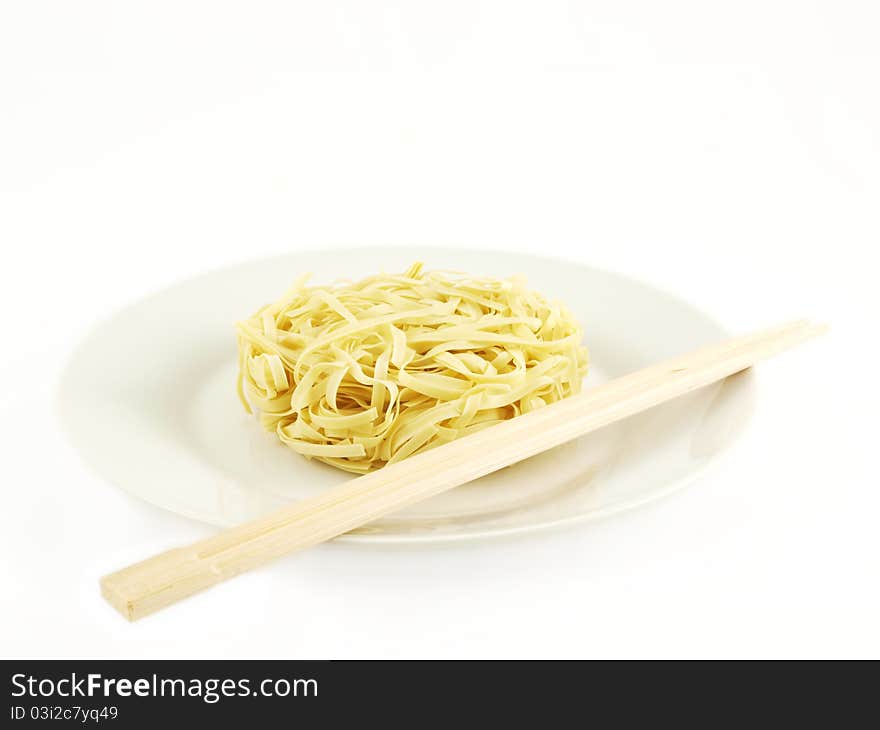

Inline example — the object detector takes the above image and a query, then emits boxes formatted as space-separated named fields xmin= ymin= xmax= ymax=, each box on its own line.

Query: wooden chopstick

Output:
xmin=101 ymin=319 xmax=826 ymax=620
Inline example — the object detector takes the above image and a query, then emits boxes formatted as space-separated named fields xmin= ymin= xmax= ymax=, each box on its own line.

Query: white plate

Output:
xmin=58 ymin=248 xmax=756 ymax=543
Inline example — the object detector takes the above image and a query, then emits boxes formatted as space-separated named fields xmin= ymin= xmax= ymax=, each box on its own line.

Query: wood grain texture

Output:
xmin=101 ymin=320 xmax=826 ymax=620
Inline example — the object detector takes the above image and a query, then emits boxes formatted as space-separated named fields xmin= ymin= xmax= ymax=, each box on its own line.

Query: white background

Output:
xmin=1 ymin=2 xmax=877 ymax=659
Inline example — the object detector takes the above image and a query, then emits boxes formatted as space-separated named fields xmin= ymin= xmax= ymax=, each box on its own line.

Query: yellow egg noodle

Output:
xmin=236 ymin=263 xmax=589 ymax=474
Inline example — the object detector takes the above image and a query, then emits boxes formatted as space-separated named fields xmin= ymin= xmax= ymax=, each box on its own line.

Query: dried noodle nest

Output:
xmin=237 ymin=262 xmax=588 ymax=474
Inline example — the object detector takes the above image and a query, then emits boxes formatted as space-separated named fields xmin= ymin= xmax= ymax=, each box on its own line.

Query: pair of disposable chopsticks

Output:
xmin=101 ymin=319 xmax=826 ymax=620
